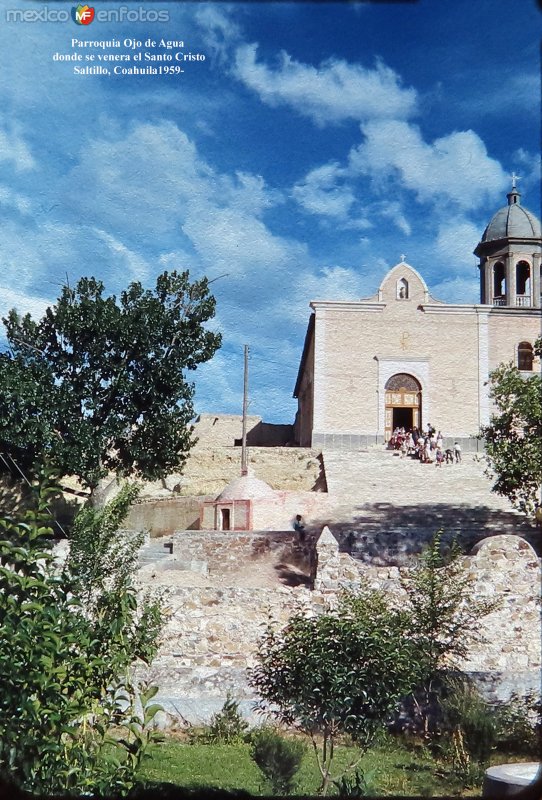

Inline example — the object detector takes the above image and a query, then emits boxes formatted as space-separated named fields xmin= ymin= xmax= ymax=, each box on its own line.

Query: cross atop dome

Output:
xmin=506 ymin=173 xmax=522 ymax=206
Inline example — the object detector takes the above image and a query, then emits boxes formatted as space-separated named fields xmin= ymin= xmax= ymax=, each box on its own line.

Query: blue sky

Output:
xmin=0 ymin=0 xmax=540 ymax=423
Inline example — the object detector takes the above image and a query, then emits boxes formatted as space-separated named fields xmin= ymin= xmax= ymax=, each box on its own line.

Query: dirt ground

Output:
xmin=137 ymin=547 xmax=312 ymax=590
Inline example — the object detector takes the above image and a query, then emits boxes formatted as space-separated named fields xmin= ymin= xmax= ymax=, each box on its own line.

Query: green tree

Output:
xmin=0 ymin=271 xmax=221 ymax=495
xmin=480 ymin=338 xmax=542 ymax=515
xmin=0 ymin=476 xmax=163 ymax=796
xmin=400 ymin=532 xmax=500 ymax=738
xmin=65 ymin=481 xmax=163 ymax=668
xmin=249 ymin=589 xmax=421 ymax=796
xmin=250 ymin=728 xmax=305 ymax=795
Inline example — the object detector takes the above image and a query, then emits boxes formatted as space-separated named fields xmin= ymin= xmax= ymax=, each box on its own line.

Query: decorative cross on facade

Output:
xmin=511 ymin=172 xmax=521 ymax=190
xmin=400 ymin=253 xmax=406 ymax=262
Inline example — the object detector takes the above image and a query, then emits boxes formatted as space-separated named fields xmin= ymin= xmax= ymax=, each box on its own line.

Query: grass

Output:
xmin=136 ymin=735 xmax=530 ymax=796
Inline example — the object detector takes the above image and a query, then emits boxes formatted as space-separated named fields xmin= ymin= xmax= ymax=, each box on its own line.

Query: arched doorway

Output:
xmin=384 ymin=373 xmax=422 ymax=440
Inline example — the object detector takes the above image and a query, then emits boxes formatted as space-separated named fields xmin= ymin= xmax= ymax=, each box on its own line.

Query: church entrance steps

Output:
xmin=321 ymin=448 xmax=515 ymax=506
xmin=317 ymin=449 xmax=539 ymax=562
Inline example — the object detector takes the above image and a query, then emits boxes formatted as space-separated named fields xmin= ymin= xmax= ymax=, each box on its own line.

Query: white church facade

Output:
xmin=293 ymin=184 xmax=541 ymax=450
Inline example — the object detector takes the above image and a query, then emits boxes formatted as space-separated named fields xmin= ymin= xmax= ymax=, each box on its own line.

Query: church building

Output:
xmin=293 ymin=183 xmax=541 ymax=450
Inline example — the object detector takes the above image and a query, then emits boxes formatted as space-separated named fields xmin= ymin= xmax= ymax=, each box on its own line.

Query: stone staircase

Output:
xmin=138 ymin=537 xmax=173 ymax=567
xmin=316 ymin=449 xmax=539 ymax=564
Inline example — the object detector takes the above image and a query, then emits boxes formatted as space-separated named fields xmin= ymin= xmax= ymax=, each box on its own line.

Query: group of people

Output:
xmin=389 ymin=424 xmax=462 ymax=466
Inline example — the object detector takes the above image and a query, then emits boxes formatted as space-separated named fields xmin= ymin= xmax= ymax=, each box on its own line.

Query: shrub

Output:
xmin=250 ymin=588 xmax=421 ymax=794
xmin=250 ymin=727 xmax=305 ymax=794
xmin=440 ymin=675 xmax=496 ymax=767
xmin=333 ymin=768 xmax=376 ymax=797
xmin=0 ymin=477 xmax=163 ymax=796
xmin=400 ymin=532 xmax=500 ymax=739
xmin=493 ymin=691 xmax=541 ymax=756
xmin=191 ymin=694 xmax=249 ymax=744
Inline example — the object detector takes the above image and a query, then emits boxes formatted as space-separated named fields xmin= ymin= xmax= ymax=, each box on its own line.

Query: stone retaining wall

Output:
xmin=171 ymin=531 xmax=306 ymax=573
xmin=138 ymin=531 xmax=541 ymax=724
xmin=126 ymin=496 xmax=210 ymax=537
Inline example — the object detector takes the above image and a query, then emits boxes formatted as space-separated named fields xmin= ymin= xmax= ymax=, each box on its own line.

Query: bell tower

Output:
xmin=475 ymin=176 xmax=542 ymax=308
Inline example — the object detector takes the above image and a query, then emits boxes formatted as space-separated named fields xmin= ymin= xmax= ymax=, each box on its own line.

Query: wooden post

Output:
xmin=241 ymin=344 xmax=249 ymax=476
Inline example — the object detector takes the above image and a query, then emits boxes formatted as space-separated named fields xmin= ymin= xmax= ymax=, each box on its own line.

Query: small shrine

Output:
xmin=199 ymin=472 xmax=277 ymax=531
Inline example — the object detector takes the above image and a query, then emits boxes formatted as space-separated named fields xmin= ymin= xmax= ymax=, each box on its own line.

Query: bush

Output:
xmin=191 ymin=694 xmax=249 ymax=745
xmin=0 ymin=477 xmax=163 ymax=796
xmin=333 ymin=768 xmax=376 ymax=797
xmin=250 ymin=728 xmax=305 ymax=794
xmin=440 ymin=676 xmax=496 ymax=767
xmin=493 ymin=692 xmax=541 ymax=756
xmin=249 ymin=590 xmax=421 ymax=794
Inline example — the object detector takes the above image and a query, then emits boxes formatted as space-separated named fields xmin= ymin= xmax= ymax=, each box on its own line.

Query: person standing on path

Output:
xmin=294 ymin=514 xmax=306 ymax=543
xmin=454 ymin=442 xmax=462 ymax=463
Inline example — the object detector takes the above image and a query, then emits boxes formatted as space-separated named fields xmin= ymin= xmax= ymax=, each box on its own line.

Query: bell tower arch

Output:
xmin=475 ymin=178 xmax=542 ymax=308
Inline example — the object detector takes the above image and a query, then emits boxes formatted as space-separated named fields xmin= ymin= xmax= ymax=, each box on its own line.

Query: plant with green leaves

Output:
xmin=334 ymin=767 xmax=376 ymax=798
xmin=493 ymin=691 xmax=541 ymax=756
xmin=65 ymin=481 xmax=163 ymax=666
xmin=440 ymin=675 xmax=496 ymax=771
xmin=249 ymin=589 xmax=421 ymax=796
xmin=0 ymin=270 xmax=221 ymax=496
xmin=480 ymin=337 xmax=542 ymax=515
xmin=250 ymin=727 xmax=305 ymax=795
xmin=191 ymin=694 xmax=249 ymax=745
xmin=0 ymin=475 xmax=163 ymax=796
xmin=399 ymin=532 xmax=500 ymax=738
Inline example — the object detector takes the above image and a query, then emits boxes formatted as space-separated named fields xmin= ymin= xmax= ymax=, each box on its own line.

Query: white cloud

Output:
xmin=227 ymin=171 xmax=283 ymax=215
xmin=183 ymin=205 xmax=302 ymax=278
xmin=284 ymin=265 xmax=367 ymax=324
xmin=511 ymin=149 xmax=541 ymax=195
xmin=193 ymin=350 xmax=244 ymax=415
xmin=0 ymin=126 xmax=35 ymax=172
xmin=292 ymin=165 xmax=414 ymax=236
xmin=62 ymin=121 xmax=292 ymax=282
xmin=92 ymin=229 xmax=150 ymax=283
xmin=349 ymin=121 xmax=508 ymax=210
xmin=459 ymin=72 xmax=540 ymax=120
xmin=292 ymin=163 xmax=357 ymax=220
xmin=0 ymin=287 xmax=51 ymax=324
xmin=234 ymin=45 xmax=417 ymax=125
xmin=0 ymin=184 xmax=32 ymax=215
xmin=376 ymin=201 xmax=411 ymax=236
xmin=195 ymin=5 xmax=242 ymax=65
xmin=429 ymin=276 xmax=479 ymax=304
xmin=0 ymin=220 xmax=83 ymax=289
xmin=434 ymin=219 xmax=482 ymax=274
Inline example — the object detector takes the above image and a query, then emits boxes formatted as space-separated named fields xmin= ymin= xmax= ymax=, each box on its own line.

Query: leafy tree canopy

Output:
xmin=0 ymin=271 xmax=221 ymax=492
xmin=400 ymin=531 xmax=500 ymax=678
xmin=249 ymin=589 xmax=421 ymax=795
xmin=480 ymin=338 xmax=542 ymax=515
xmin=0 ymin=475 xmax=163 ymax=796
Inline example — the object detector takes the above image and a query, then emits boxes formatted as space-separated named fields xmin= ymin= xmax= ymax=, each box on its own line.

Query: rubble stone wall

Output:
xmin=139 ymin=531 xmax=541 ymax=724
xmin=171 ymin=531 xmax=304 ymax=573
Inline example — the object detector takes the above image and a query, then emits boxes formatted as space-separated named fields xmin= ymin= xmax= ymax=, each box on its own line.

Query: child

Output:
xmin=294 ymin=514 xmax=306 ymax=542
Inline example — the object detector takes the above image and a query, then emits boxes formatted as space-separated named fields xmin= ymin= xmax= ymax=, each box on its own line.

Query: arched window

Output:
xmin=397 ymin=278 xmax=409 ymax=300
xmin=385 ymin=373 xmax=421 ymax=392
xmin=493 ymin=262 xmax=505 ymax=300
xmin=518 ymin=341 xmax=533 ymax=371
xmin=516 ymin=261 xmax=531 ymax=299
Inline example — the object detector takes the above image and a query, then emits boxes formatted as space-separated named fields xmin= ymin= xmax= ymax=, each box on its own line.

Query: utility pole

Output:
xmin=241 ymin=344 xmax=249 ymax=476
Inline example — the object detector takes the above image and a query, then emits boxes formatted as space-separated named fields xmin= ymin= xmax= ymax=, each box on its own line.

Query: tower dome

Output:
xmin=475 ymin=181 xmax=541 ymax=308
xmin=480 ymin=185 xmax=541 ymax=243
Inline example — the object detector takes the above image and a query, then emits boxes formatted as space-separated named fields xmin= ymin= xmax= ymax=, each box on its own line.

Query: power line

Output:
xmin=0 ymin=452 xmax=69 ymax=539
